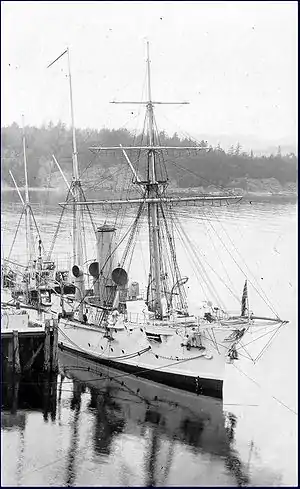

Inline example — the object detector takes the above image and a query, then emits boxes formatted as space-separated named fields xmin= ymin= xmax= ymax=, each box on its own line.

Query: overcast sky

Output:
xmin=1 ymin=1 xmax=297 ymax=150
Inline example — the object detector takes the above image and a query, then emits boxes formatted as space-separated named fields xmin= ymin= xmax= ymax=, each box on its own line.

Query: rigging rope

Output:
xmin=177 ymin=204 xmax=280 ymax=318
xmin=207 ymin=206 xmax=280 ymax=318
xmin=46 ymin=186 xmax=71 ymax=261
xmin=7 ymin=207 xmax=25 ymax=261
xmin=199 ymin=210 xmax=241 ymax=302
xmin=173 ymin=214 xmax=226 ymax=309
xmin=29 ymin=206 xmax=46 ymax=255
xmin=232 ymin=363 xmax=297 ymax=416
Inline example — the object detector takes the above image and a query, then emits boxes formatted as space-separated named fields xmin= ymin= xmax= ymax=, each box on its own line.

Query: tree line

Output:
xmin=1 ymin=122 xmax=297 ymax=191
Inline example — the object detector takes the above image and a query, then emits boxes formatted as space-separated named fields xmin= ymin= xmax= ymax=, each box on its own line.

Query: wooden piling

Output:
xmin=23 ymin=343 xmax=43 ymax=372
xmin=13 ymin=330 xmax=21 ymax=374
xmin=11 ymin=376 xmax=20 ymax=414
xmin=7 ymin=338 xmax=13 ymax=368
xmin=44 ymin=320 xmax=51 ymax=372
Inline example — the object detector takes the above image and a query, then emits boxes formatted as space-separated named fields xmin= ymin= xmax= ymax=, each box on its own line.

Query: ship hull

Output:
xmin=58 ymin=319 xmax=224 ymax=398
xmin=58 ymin=349 xmax=228 ymax=450
xmin=59 ymin=342 xmax=223 ymax=398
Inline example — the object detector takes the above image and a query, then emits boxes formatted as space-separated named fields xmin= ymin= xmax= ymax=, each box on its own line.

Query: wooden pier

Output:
xmin=2 ymin=318 xmax=59 ymax=375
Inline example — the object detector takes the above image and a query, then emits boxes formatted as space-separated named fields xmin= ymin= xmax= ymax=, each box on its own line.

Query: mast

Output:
xmin=21 ymin=117 xmax=34 ymax=266
xmin=146 ymin=42 xmax=163 ymax=318
xmin=67 ymin=48 xmax=85 ymax=320
xmin=47 ymin=48 xmax=99 ymax=319
xmin=9 ymin=170 xmax=25 ymax=206
xmin=67 ymin=48 xmax=84 ymax=271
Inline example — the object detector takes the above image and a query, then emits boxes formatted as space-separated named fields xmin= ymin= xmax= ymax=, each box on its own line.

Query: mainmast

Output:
xmin=146 ymin=42 xmax=163 ymax=318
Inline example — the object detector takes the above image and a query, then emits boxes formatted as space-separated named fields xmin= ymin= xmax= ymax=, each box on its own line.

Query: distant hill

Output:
xmin=194 ymin=133 xmax=297 ymax=156
xmin=1 ymin=123 xmax=297 ymax=197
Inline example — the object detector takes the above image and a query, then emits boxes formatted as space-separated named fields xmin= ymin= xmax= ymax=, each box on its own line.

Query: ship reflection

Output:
xmin=88 ymin=386 xmax=126 ymax=455
xmin=224 ymin=413 xmax=250 ymax=487
xmin=59 ymin=350 xmax=250 ymax=486
xmin=2 ymin=370 xmax=58 ymax=423
xmin=65 ymin=379 xmax=82 ymax=487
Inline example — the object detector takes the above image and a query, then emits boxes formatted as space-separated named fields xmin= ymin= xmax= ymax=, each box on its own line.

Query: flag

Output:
xmin=241 ymin=279 xmax=248 ymax=317
xmin=47 ymin=49 xmax=68 ymax=69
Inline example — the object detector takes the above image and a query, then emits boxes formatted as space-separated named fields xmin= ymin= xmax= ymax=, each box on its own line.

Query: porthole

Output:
xmin=110 ymin=348 xmax=113 ymax=352
xmin=88 ymin=343 xmax=91 ymax=347
xmin=122 ymin=349 xmax=125 ymax=354
xmin=140 ymin=328 xmax=143 ymax=332
xmin=101 ymin=346 xmax=103 ymax=350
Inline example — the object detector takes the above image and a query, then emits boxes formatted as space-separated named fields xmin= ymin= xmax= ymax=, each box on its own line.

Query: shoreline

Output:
xmin=2 ymin=184 xmax=297 ymax=204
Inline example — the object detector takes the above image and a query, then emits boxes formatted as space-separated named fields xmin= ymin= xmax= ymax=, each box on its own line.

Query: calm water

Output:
xmin=1 ymin=198 xmax=297 ymax=486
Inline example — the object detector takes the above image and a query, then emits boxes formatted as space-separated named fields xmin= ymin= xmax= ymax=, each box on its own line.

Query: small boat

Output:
xmin=1 ymin=122 xmax=57 ymax=328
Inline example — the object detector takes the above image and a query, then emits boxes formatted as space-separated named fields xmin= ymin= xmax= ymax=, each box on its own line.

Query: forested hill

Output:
xmin=1 ymin=123 xmax=297 ymax=194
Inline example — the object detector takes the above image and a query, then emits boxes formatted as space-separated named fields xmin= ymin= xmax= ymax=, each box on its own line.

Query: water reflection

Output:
xmin=89 ymin=386 xmax=126 ymax=456
xmin=1 ymin=349 xmax=285 ymax=486
xmin=59 ymin=350 xmax=250 ymax=486
xmin=65 ymin=379 xmax=82 ymax=486
xmin=225 ymin=413 xmax=250 ymax=487
xmin=2 ymin=370 xmax=58 ymax=419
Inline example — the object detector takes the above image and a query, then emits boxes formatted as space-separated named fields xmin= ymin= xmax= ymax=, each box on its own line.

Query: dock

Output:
xmin=1 ymin=316 xmax=59 ymax=375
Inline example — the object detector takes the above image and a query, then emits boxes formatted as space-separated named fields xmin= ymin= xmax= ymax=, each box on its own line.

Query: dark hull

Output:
xmin=59 ymin=343 xmax=223 ymax=399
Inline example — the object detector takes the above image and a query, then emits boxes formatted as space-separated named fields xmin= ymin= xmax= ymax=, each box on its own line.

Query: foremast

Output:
xmin=66 ymin=48 xmax=84 ymax=276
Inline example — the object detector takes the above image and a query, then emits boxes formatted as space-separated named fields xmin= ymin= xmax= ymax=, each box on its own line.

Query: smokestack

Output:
xmin=96 ymin=224 xmax=117 ymax=306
